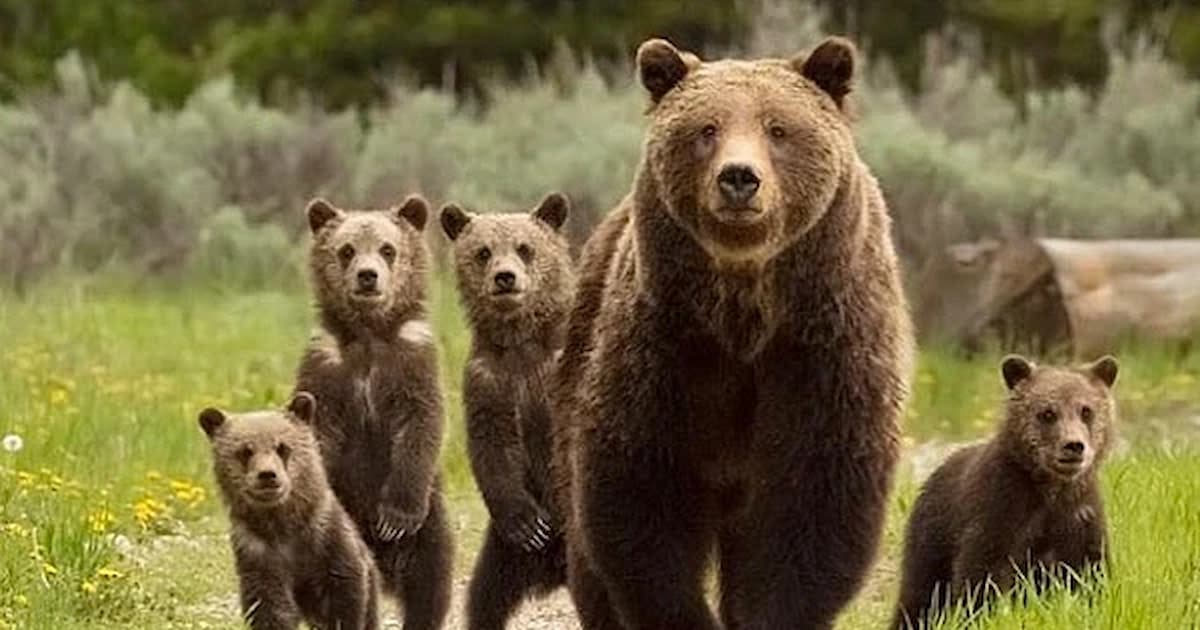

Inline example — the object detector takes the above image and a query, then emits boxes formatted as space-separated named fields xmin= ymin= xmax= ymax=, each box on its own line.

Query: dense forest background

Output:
xmin=3 ymin=0 xmax=1200 ymax=107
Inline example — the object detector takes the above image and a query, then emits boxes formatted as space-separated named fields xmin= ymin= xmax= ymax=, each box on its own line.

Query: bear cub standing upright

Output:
xmin=440 ymin=193 xmax=576 ymax=630
xmin=200 ymin=392 xmax=380 ymax=630
xmin=295 ymin=195 xmax=453 ymax=630
xmin=894 ymin=355 xmax=1118 ymax=628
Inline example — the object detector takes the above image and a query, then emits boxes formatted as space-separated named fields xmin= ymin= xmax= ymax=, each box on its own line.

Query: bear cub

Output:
xmin=200 ymin=392 xmax=379 ymax=630
xmin=296 ymin=195 xmax=453 ymax=630
xmin=894 ymin=355 xmax=1119 ymax=628
xmin=440 ymin=193 xmax=575 ymax=630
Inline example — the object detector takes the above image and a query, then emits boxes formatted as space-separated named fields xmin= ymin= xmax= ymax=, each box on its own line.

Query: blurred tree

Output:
xmin=0 ymin=0 xmax=746 ymax=107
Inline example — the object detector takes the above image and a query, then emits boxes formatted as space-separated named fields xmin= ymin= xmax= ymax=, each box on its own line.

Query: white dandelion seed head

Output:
xmin=1 ymin=434 xmax=22 ymax=453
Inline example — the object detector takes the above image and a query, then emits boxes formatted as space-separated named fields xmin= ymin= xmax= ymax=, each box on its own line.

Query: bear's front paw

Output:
xmin=374 ymin=501 xmax=428 ymax=543
xmin=498 ymin=500 xmax=554 ymax=553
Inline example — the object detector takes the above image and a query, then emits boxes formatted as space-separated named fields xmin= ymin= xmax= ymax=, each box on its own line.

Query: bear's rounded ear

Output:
xmin=439 ymin=204 xmax=472 ymax=241
xmin=306 ymin=198 xmax=342 ymax=234
xmin=287 ymin=391 xmax=317 ymax=425
xmin=394 ymin=195 xmax=429 ymax=231
xmin=1086 ymin=355 xmax=1119 ymax=389
xmin=532 ymin=192 xmax=569 ymax=232
xmin=636 ymin=38 xmax=696 ymax=103
xmin=796 ymin=36 xmax=857 ymax=109
xmin=1001 ymin=355 xmax=1035 ymax=390
xmin=198 ymin=408 xmax=227 ymax=439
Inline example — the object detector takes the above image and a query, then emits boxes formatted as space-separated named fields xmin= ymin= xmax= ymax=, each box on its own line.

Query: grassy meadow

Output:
xmin=1 ymin=279 xmax=1198 ymax=629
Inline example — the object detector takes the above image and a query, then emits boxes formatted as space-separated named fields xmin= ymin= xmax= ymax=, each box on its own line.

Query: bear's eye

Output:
xmin=338 ymin=244 xmax=355 ymax=264
xmin=1037 ymin=409 xmax=1057 ymax=424
xmin=276 ymin=443 xmax=292 ymax=462
xmin=1080 ymin=406 xmax=1094 ymax=424
xmin=768 ymin=124 xmax=788 ymax=139
xmin=517 ymin=243 xmax=534 ymax=263
xmin=475 ymin=247 xmax=492 ymax=264
xmin=237 ymin=446 xmax=253 ymax=464
xmin=700 ymin=124 xmax=718 ymax=138
xmin=379 ymin=243 xmax=396 ymax=264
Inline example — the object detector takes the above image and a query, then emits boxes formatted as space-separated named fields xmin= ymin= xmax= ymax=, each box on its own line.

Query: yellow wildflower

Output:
xmin=80 ymin=580 xmax=97 ymax=594
xmin=96 ymin=567 xmax=124 ymax=580
xmin=86 ymin=509 xmax=116 ymax=534
xmin=42 ymin=562 xmax=58 ymax=576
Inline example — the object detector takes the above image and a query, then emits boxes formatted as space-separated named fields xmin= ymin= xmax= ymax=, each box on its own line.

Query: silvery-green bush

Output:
xmin=1 ymin=37 xmax=1198 ymax=291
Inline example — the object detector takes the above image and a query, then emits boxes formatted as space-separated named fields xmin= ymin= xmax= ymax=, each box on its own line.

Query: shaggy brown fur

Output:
xmin=200 ymin=393 xmax=380 ymax=630
xmin=295 ymin=196 xmax=452 ymax=630
xmin=552 ymin=37 xmax=914 ymax=630
xmin=894 ymin=355 xmax=1117 ymax=628
xmin=440 ymin=193 xmax=576 ymax=630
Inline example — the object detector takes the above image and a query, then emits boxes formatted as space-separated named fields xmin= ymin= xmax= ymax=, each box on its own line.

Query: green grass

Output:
xmin=1 ymin=280 xmax=1198 ymax=628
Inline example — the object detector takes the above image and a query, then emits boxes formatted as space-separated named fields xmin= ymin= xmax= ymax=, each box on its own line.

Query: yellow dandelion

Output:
xmin=96 ymin=567 xmax=124 ymax=580
xmin=15 ymin=471 xmax=34 ymax=487
xmin=86 ymin=509 xmax=116 ymax=534
xmin=145 ymin=471 xmax=163 ymax=482
xmin=48 ymin=388 xmax=69 ymax=406
xmin=80 ymin=580 xmax=97 ymax=594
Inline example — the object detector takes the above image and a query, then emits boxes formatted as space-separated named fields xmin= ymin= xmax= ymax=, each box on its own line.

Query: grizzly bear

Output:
xmin=439 ymin=193 xmax=576 ymax=630
xmin=200 ymin=392 xmax=380 ymax=630
xmin=294 ymin=196 xmax=452 ymax=630
xmin=893 ymin=355 xmax=1117 ymax=628
xmin=552 ymin=36 xmax=914 ymax=629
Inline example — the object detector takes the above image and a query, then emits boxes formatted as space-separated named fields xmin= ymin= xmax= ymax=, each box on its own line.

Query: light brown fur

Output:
xmin=200 ymin=393 xmax=380 ymax=630
xmin=554 ymin=37 xmax=914 ymax=630
xmin=441 ymin=194 xmax=576 ymax=630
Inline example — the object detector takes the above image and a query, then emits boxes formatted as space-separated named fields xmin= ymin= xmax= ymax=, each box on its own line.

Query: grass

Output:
xmin=0 ymin=279 xmax=1198 ymax=629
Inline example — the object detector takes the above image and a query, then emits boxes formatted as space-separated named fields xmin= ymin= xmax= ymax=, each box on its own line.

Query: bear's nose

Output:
xmin=257 ymin=470 xmax=278 ymax=483
xmin=718 ymin=163 xmax=761 ymax=205
xmin=357 ymin=269 xmax=378 ymax=290
xmin=1061 ymin=441 xmax=1086 ymax=456
xmin=494 ymin=271 xmax=517 ymax=292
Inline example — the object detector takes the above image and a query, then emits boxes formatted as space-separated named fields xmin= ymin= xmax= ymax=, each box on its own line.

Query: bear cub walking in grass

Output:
xmin=894 ymin=355 xmax=1119 ymax=628
xmin=295 ymin=196 xmax=453 ymax=630
xmin=200 ymin=392 xmax=380 ymax=630
xmin=440 ymin=193 xmax=576 ymax=630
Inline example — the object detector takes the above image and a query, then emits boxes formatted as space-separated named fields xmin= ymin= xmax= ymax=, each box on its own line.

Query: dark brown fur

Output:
xmin=894 ymin=355 xmax=1118 ymax=628
xmin=295 ymin=196 xmax=452 ymax=630
xmin=553 ymin=37 xmax=914 ymax=629
xmin=200 ymin=393 xmax=380 ymax=630
xmin=440 ymin=194 xmax=576 ymax=630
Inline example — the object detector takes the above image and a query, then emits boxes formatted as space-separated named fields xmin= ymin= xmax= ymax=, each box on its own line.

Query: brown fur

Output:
xmin=200 ymin=393 xmax=380 ymax=630
xmin=295 ymin=196 xmax=452 ymax=630
xmin=894 ymin=355 xmax=1118 ymax=628
xmin=553 ymin=37 xmax=914 ymax=629
xmin=440 ymin=193 xmax=576 ymax=630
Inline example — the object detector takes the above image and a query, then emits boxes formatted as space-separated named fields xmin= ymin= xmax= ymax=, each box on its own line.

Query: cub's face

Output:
xmin=306 ymin=196 xmax=429 ymax=316
xmin=440 ymin=193 xmax=570 ymax=317
xmin=199 ymin=393 xmax=321 ymax=510
xmin=636 ymin=36 xmax=859 ymax=263
xmin=1001 ymin=356 xmax=1119 ymax=480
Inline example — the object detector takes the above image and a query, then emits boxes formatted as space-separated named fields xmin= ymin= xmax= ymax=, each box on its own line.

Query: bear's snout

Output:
xmin=493 ymin=271 xmax=517 ymax=293
xmin=717 ymin=163 xmax=761 ymax=206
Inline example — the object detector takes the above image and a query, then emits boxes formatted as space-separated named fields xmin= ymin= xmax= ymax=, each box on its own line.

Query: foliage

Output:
xmin=0 ymin=0 xmax=747 ymax=108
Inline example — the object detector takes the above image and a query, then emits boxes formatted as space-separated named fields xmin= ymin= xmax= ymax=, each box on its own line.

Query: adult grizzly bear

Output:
xmin=553 ymin=36 xmax=913 ymax=629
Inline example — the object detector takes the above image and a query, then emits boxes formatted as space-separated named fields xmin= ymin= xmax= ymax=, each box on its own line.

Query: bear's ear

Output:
xmin=796 ymin=36 xmax=857 ymax=109
xmin=287 ymin=391 xmax=317 ymax=425
xmin=1001 ymin=355 xmax=1035 ymax=390
xmin=636 ymin=38 xmax=697 ymax=103
xmin=439 ymin=204 xmax=472 ymax=241
xmin=532 ymin=192 xmax=569 ymax=233
xmin=306 ymin=198 xmax=343 ymax=234
xmin=198 ymin=408 xmax=227 ymax=439
xmin=394 ymin=195 xmax=429 ymax=231
xmin=1086 ymin=355 xmax=1119 ymax=389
